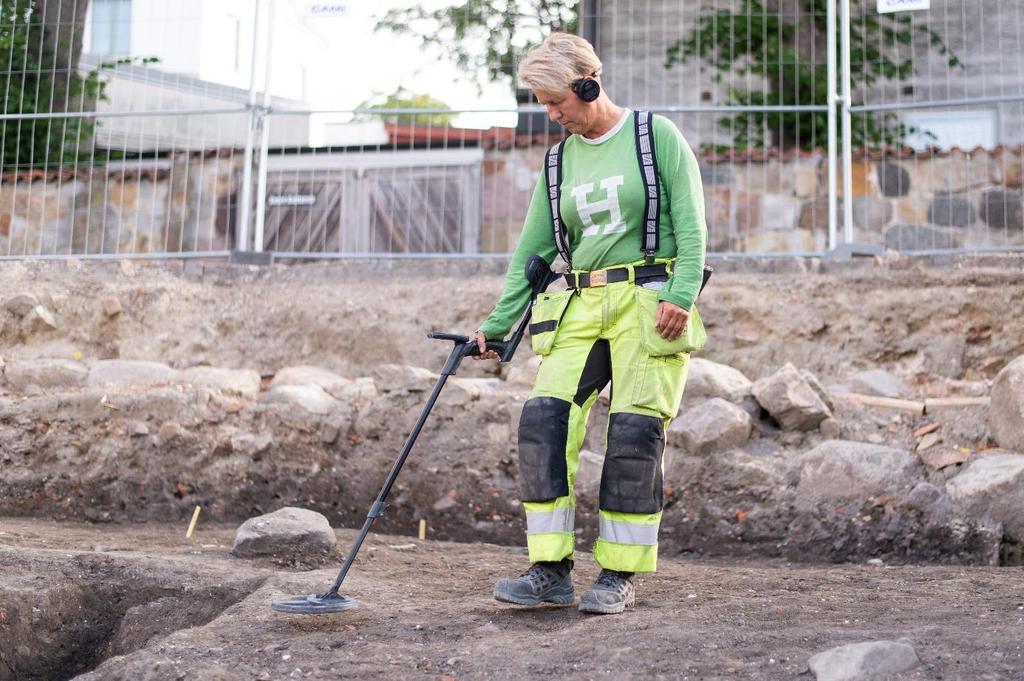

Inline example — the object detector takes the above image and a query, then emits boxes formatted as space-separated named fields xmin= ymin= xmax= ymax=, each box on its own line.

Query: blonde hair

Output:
xmin=517 ymin=32 xmax=602 ymax=94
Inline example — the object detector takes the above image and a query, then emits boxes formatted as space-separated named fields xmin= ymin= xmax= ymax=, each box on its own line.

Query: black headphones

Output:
xmin=571 ymin=72 xmax=601 ymax=103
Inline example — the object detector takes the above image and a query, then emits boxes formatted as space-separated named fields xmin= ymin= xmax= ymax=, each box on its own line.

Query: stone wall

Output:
xmin=4 ymin=146 xmax=1023 ymax=257
xmin=0 ymin=155 xmax=239 ymax=256
xmin=480 ymin=146 xmax=1024 ymax=254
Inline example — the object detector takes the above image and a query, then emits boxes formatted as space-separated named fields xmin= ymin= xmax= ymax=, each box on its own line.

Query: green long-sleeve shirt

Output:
xmin=479 ymin=111 xmax=707 ymax=340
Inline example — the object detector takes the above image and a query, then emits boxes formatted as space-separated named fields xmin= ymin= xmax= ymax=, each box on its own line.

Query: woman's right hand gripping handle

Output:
xmin=471 ymin=330 xmax=500 ymax=360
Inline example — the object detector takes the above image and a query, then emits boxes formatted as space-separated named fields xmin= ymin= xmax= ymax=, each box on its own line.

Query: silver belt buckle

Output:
xmin=589 ymin=269 xmax=607 ymax=287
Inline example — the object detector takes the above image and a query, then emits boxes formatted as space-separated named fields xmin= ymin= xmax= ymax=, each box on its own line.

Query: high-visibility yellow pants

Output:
xmin=518 ymin=267 xmax=689 ymax=573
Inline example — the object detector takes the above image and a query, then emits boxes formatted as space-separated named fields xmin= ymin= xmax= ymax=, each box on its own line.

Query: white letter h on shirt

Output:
xmin=571 ymin=175 xmax=626 ymax=237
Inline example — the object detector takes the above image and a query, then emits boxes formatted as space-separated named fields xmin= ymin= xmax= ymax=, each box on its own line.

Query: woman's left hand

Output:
xmin=655 ymin=301 xmax=689 ymax=340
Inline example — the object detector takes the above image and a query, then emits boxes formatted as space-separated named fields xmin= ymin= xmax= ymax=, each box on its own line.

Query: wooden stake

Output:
xmin=834 ymin=392 xmax=925 ymax=414
xmin=418 ymin=518 xmax=426 ymax=541
xmin=186 ymin=505 xmax=201 ymax=539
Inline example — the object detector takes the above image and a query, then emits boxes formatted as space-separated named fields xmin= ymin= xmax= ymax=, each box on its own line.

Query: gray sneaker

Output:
xmin=493 ymin=559 xmax=574 ymax=606
xmin=578 ymin=569 xmax=635 ymax=614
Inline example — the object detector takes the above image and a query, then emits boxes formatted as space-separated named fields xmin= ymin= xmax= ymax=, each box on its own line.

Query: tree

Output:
xmin=0 ymin=0 xmax=103 ymax=168
xmin=374 ymin=0 xmax=577 ymax=93
xmin=665 ymin=0 xmax=963 ymax=150
xmin=357 ymin=89 xmax=457 ymax=126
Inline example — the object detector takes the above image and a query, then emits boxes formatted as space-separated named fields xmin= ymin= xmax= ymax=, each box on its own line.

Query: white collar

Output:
xmin=579 ymin=109 xmax=630 ymax=145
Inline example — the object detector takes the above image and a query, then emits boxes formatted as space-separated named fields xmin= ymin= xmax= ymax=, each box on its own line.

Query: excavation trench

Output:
xmin=0 ymin=550 xmax=261 ymax=681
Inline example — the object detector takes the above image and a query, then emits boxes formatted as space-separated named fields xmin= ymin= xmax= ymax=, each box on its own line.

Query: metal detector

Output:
xmin=272 ymin=255 xmax=558 ymax=615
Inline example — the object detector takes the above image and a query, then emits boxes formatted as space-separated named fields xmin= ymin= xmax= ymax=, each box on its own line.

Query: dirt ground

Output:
xmin=1 ymin=518 xmax=1022 ymax=681
xmin=2 ymin=254 xmax=1024 ymax=679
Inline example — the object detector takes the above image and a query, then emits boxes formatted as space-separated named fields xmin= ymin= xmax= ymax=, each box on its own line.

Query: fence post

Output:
xmin=839 ymin=0 xmax=855 ymax=244
xmin=235 ymin=0 xmax=264 ymax=252
xmin=253 ymin=0 xmax=276 ymax=254
xmin=827 ymin=0 xmax=839 ymax=251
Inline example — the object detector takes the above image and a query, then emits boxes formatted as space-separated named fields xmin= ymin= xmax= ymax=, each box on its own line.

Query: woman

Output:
xmin=472 ymin=32 xmax=707 ymax=615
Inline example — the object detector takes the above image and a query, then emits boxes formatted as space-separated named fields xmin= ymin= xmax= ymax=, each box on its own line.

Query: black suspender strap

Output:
xmin=633 ymin=110 xmax=661 ymax=265
xmin=545 ymin=139 xmax=572 ymax=268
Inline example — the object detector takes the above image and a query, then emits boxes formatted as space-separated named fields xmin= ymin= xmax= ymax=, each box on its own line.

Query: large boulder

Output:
xmin=669 ymin=398 xmax=752 ymax=455
xmin=807 ymin=639 xmax=920 ymax=681
xmin=946 ymin=453 xmax=1024 ymax=542
xmin=753 ymin=363 xmax=832 ymax=430
xmin=86 ymin=360 xmax=177 ymax=389
xmin=3 ymin=293 xmax=40 ymax=317
xmin=796 ymin=440 xmax=921 ymax=507
xmin=271 ymin=365 xmax=349 ymax=393
xmin=259 ymin=384 xmax=340 ymax=415
xmin=181 ymin=366 xmax=261 ymax=398
xmin=231 ymin=507 xmax=336 ymax=567
xmin=3 ymin=358 xmax=88 ymax=392
xmin=989 ymin=356 xmax=1024 ymax=451
xmin=373 ymin=364 xmax=437 ymax=393
xmin=684 ymin=358 xmax=753 ymax=404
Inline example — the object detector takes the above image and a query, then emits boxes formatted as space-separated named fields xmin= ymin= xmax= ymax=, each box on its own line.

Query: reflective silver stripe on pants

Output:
xmin=599 ymin=517 xmax=659 ymax=545
xmin=526 ymin=506 xmax=575 ymax=534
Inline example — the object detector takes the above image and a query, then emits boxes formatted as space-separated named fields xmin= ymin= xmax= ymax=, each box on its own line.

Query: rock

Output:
xmin=230 ymin=432 xmax=274 ymax=456
xmin=87 ymin=360 xmax=177 ymax=388
xmin=979 ymin=189 xmax=1024 ymax=231
xmin=270 ymin=365 xmax=350 ymax=394
xmin=328 ymin=376 xmax=378 ymax=404
xmin=506 ymin=355 xmax=542 ymax=386
xmin=711 ymin=449 xmax=788 ymax=494
xmin=129 ymin=421 xmax=150 ymax=437
xmin=752 ymin=363 xmax=832 ymax=431
xmin=683 ymin=358 xmax=753 ymax=404
xmin=928 ymin=194 xmax=975 ymax=227
xmin=157 ymin=421 xmax=182 ymax=444
xmin=904 ymin=481 xmax=953 ymax=522
xmin=989 ymin=356 xmax=1024 ymax=451
xmin=373 ymin=364 xmax=437 ymax=393
xmin=917 ymin=446 xmax=969 ymax=471
xmin=819 ymin=417 xmax=842 ymax=439
xmin=796 ymin=441 xmax=920 ymax=507
xmin=669 ymin=398 xmax=752 ymax=455
xmin=432 ymin=495 xmax=457 ymax=512
xmin=4 ymin=293 xmax=40 ymax=317
xmin=443 ymin=378 xmax=502 ymax=406
xmin=575 ymin=449 xmax=605 ymax=498
xmin=807 ymin=639 xmax=920 ymax=681
xmin=876 ymin=161 xmax=911 ymax=197
xmin=231 ymin=507 xmax=336 ymax=565
xmin=800 ymin=369 xmax=836 ymax=413
xmin=946 ymin=453 xmax=1024 ymax=542
xmin=101 ymin=296 xmax=123 ymax=317
xmin=884 ymin=223 xmax=963 ymax=251
xmin=849 ymin=369 xmax=910 ymax=399
xmin=259 ymin=384 xmax=340 ymax=415
xmin=182 ymin=366 xmax=261 ymax=398
xmin=852 ymin=196 xmax=893 ymax=231
xmin=2 ymin=358 xmax=88 ymax=392
xmin=22 ymin=305 xmax=58 ymax=334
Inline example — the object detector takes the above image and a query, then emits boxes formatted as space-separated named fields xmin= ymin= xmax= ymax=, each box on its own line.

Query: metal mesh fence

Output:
xmin=1 ymin=0 xmax=1021 ymax=260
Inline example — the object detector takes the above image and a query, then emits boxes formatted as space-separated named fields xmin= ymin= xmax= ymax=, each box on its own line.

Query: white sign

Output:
xmin=878 ymin=0 xmax=930 ymax=13
xmin=309 ymin=3 xmax=348 ymax=17
xmin=268 ymin=194 xmax=317 ymax=207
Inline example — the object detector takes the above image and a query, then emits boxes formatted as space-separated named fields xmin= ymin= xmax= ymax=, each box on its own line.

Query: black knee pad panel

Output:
xmin=517 ymin=396 xmax=571 ymax=502
xmin=600 ymin=412 xmax=665 ymax=514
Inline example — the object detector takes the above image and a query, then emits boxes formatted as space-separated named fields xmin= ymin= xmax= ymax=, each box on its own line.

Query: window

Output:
xmin=903 ymin=110 xmax=997 ymax=151
xmin=90 ymin=0 xmax=132 ymax=56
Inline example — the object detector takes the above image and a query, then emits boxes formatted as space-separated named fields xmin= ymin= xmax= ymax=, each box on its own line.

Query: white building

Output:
xmin=81 ymin=0 xmax=375 ymax=151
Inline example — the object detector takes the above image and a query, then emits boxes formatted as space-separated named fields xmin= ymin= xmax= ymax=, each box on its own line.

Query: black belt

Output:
xmin=565 ymin=263 xmax=669 ymax=289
